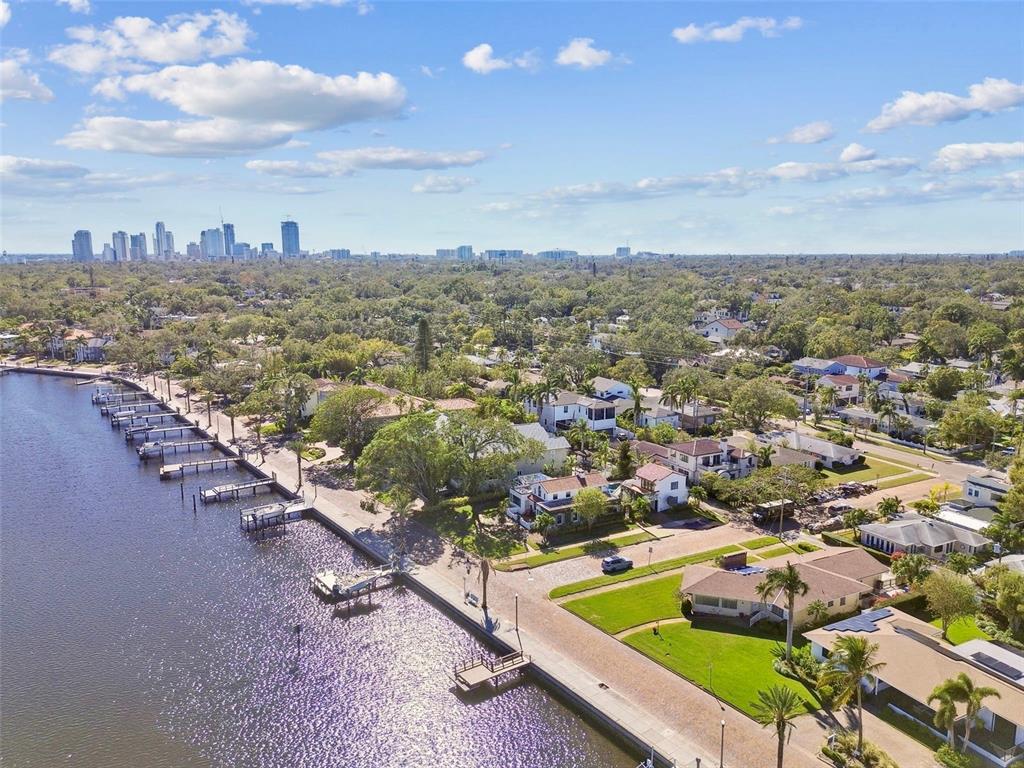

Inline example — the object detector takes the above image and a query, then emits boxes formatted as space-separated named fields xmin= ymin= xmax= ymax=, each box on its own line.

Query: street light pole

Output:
xmin=720 ymin=719 xmax=725 ymax=768
xmin=515 ymin=593 xmax=519 ymax=632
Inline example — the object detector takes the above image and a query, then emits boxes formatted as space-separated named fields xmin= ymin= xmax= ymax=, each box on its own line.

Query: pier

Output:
xmin=159 ymin=456 xmax=241 ymax=480
xmin=124 ymin=424 xmax=198 ymax=442
xmin=239 ymin=499 xmax=311 ymax=532
xmin=137 ymin=439 xmax=215 ymax=460
xmin=311 ymin=563 xmax=401 ymax=602
xmin=452 ymin=651 xmax=532 ymax=692
xmin=112 ymin=411 xmax=178 ymax=428
xmin=201 ymin=477 xmax=277 ymax=503
xmin=93 ymin=390 xmax=148 ymax=405
xmin=101 ymin=400 xmax=160 ymax=416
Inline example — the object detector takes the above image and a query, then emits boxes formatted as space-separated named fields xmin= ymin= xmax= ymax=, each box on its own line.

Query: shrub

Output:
xmin=936 ymin=746 xmax=980 ymax=768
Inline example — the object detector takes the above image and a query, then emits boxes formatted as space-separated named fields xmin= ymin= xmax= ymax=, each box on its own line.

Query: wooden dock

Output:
xmin=112 ymin=411 xmax=177 ymax=427
xmin=124 ymin=424 xmax=198 ymax=442
xmin=452 ymin=651 xmax=531 ymax=692
xmin=137 ymin=439 xmax=215 ymax=460
xmin=311 ymin=563 xmax=401 ymax=602
xmin=159 ymin=456 xmax=241 ymax=480
xmin=239 ymin=499 xmax=311 ymax=532
xmin=101 ymin=400 xmax=159 ymax=416
xmin=201 ymin=477 xmax=276 ymax=503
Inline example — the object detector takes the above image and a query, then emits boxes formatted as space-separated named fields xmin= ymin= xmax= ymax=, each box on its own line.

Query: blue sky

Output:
xmin=1 ymin=1 xmax=1022 ymax=254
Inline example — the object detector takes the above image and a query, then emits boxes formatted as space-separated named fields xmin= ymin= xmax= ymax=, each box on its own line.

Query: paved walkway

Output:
xmin=20 ymin=364 xmax=938 ymax=768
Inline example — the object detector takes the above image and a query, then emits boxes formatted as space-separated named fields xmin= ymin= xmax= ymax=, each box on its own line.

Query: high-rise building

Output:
xmin=436 ymin=248 xmax=457 ymax=258
xmin=222 ymin=223 xmax=235 ymax=258
xmin=281 ymin=220 xmax=300 ymax=257
xmin=483 ymin=249 xmax=523 ymax=261
xmin=456 ymin=245 xmax=474 ymax=260
xmin=260 ymin=242 xmax=274 ymax=255
xmin=537 ymin=249 xmax=578 ymax=260
xmin=102 ymin=243 xmax=115 ymax=261
xmin=164 ymin=231 xmax=175 ymax=258
xmin=327 ymin=249 xmax=351 ymax=259
xmin=232 ymin=242 xmax=252 ymax=257
xmin=72 ymin=230 xmax=94 ymax=262
xmin=130 ymin=233 xmax=148 ymax=260
xmin=186 ymin=242 xmax=201 ymax=259
xmin=155 ymin=221 xmax=167 ymax=258
xmin=111 ymin=231 xmax=129 ymax=262
xmin=615 ymin=246 xmax=631 ymax=259
xmin=200 ymin=228 xmax=225 ymax=259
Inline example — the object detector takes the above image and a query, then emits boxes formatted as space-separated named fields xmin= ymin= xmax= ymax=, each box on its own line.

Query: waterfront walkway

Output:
xmin=10 ymin=363 xmax=937 ymax=768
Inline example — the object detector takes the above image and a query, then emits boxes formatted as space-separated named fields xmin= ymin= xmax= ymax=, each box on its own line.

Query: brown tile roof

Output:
xmin=715 ymin=318 xmax=745 ymax=330
xmin=833 ymin=355 xmax=885 ymax=368
xmin=434 ymin=397 xmax=477 ymax=411
xmin=634 ymin=463 xmax=676 ymax=482
xmin=539 ymin=472 xmax=608 ymax=494
xmin=807 ymin=548 xmax=888 ymax=582
xmin=819 ymin=374 xmax=859 ymax=386
xmin=630 ymin=440 xmax=670 ymax=460
xmin=669 ymin=438 xmax=723 ymax=456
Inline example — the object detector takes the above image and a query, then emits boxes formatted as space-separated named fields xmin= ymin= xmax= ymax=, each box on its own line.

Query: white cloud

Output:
xmin=931 ymin=141 xmax=1024 ymax=172
xmin=0 ymin=1 xmax=10 ymax=28
xmin=0 ymin=56 xmax=55 ymax=103
xmin=767 ymin=120 xmax=835 ymax=145
xmin=1 ymin=155 xmax=88 ymax=179
xmin=420 ymin=65 xmax=443 ymax=78
xmin=412 ymin=174 xmax=478 ymax=194
xmin=246 ymin=147 xmax=488 ymax=177
xmin=57 ymin=0 xmax=92 ymax=14
xmin=243 ymin=0 xmax=371 ymax=10
xmin=555 ymin=37 xmax=612 ymax=69
xmin=49 ymin=10 xmax=252 ymax=74
xmin=1 ymin=153 xmax=186 ymax=198
xmin=768 ymin=156 xmax=915 ymax=181
xmin=839 ymin=142 xmax=876 ymax=163
xmin=866 ymin=77 xmax=1024 ymax=132
xmin=462 ymin=43 xmax=537 ymax=74
xmin=68 ymin=60 xmax=406 ymax=156
xmin=818 ymin=172 xmax=1023 ymax=208
xmin=672 ymin=16 xmax=802 ymax=44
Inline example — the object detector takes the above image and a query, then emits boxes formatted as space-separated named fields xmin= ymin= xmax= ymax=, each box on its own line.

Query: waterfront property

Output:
xmin=506 ymin=471 xmax=617 ymax=528
xmin=805 ymin=608 xmax=1024 ymax=767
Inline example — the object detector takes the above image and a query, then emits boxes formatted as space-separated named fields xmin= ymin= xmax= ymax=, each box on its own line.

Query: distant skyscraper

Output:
xmin=72 ymin=230 xmax=94 ymax=262
xmin=164 ymin=231 xmax=175 ymax=257
xmin=260 ymin=242 xmax=274 ymax=255
xmin=456 ymin=245 xmax=474 ymax=260
xmin=281 ymin=220 xmax=300 ymax=257
xmin=222 ymin=223 xmax=235 ymax=258
xmin=537 ymin=249 xmax=578 ymax=260
xmin=102 ymin=243 xmax=115 ymax=261
xmin=155 ymin=221 xmax=168 ymax=258
xmin=130 ymin=233 xmax=148 ymax=260
xmin=615 ymin=246 xmax=631 ymax=259
xmin=111 ymin=231 xmax=129 ymax=262
xmin=436 ymin=248 xmax=457 ymax=258
xmin=186 ymin=242 xmax=201 ymax=259
xmin=200 ymin=228 xmax=225 ymax=259
xmin=483 ymin=249 xmax=523 ymax=261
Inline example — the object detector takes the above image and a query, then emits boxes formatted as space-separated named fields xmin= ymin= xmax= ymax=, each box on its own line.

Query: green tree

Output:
xmin=286 ymin=438 xmax=306 ymax=489
xmin=239 ymin=387 xmax=279 ymax=455
xmin=731 ymin=379 xmax=799 ymax=432
xmin=820 ymin=636 xmax=886 ymax=754
xmin=413 ymin=317 xmax=432 ymax=372
xmin=755 ymin=563 xmax=809 ymax=662
xmin=357 ymin=411 xmax=453 ymax=504
xmin=532 ymin=511 xmax=556 ymax=541
xmin=923 ymin=570 xmax=977 ymax=639
xmin=927 ymin=679 xmax=961 ymax=748
xmin=572 ymin=487 xmax=608 ymax=531
xmin=843 ymin=508 xmax=870 ymax=536
xmin=949 ymin=673 xmax=1001 ymax=754
xmin=991 ymin=569 xmax=1024 ymax=635
xmin=925 ymin=367 xmax=964 ymax=401
xmin=751 ymin=685 xmax=806 ymax=768
xmin=938 ymin=394 xmax=1001 ymax=449
xmin=945 ymin=552 xmax=976 ymax=575
xmin=876 ymin=496 xmax=902 ymax=518
xmin=891 ymin=552 xmax=932 ymax=587
xmin=967 ymin=322 xmax=1006 ymax=365
xmin=806 ymin=599 xmax=829 ymax=627
xmin=615 ymin=440 xmax=635 ymax=479
xmin=309 ymin=385 xmax=388 ymax=466
xmin=444 ymin=412 xmax=532 ymax=521
xmin=607 ymin=356 xmax=653 ymax=386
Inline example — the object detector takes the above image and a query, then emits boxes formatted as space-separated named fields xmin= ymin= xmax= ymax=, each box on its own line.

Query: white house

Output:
xmin=664 ymin=438 xmax=756 ymax=482
xmin=512 ymin=422 xmax=571 ymax=475
xmin=590 ymin=376 xmax=631 ymax=400
xmin=964 ymin=472 xmax=1011 ymax=507
xmin=621 ymin=463 xmax=688 ymax=513
xmin=859 ymin=514 xmax=991 ymax=559
xmin=817 ymin=374 xmax=860 ymax=404
xmin=75 ymin=337 xmax=113 ymax=363
xmin=700 ymin=318 xmax=746 ymax=340
xmin=832 ymin=354 xmax=887 ymax=379
xmin=528 ymin=391 xmax=617 ymax=435
xmin=507 ymin=472 xmax=615 ymax=528
xmin=760 ymin=430 xmax=862 ymax=469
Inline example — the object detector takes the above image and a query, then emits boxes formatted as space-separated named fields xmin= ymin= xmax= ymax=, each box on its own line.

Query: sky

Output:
xmin=1 ymin=1 xmax=1022 ymax=255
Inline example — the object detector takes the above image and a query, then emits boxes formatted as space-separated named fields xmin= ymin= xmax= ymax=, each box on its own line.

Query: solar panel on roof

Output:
xmin=823 ymin=607 xmax=893 ymax=633
xmin=971 ymin=652 xmax=1024 ymax=681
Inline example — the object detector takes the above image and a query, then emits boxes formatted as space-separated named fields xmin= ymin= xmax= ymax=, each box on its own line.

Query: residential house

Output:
xmin=759 ymin=430 xmax=862 ymax=469
xmin=817 ymin=374 xmax=861 ymax=404
xmin=0 ymin=332 xmax=20 ymax=352
xmin=528 ymin=391 xmax=617 ymax=435
xmin=964 ymin=472 xmax=1011 ymax=507
xmin=664 ymin=438 xmax=756 ymax=482
xmin=859 ymin=514 xmax=991 ymax=559
xmin=681 ymin=548 xmax=887 ymax=627
xmin=678 ymin=402 xmax=723 ymax=432
xmin=507 ymin=472 xmax=616 ymax=528
xmin=621 ymin=463 xmax=688 ymax=513
xmin=805 ymin=609 xmax=1024 ymax=768
xmin=591 ymin=376 xmax=632 ymax=400
xmin=894 ymin=361 xmax=931 ymax=379
xmin=832 ymin=354 xmax=887 ymax=379
xmin=49 ymin=328 xmax=95 ymax=359
xmin=768 ymin=445 xmax=818 ymax=469
xmin=75 ymin=337 xmax=112 ymax=363
xmin=791 ymin=357 xmax=845 ymax=377
xmin=836 ymin=406 xmax=935 ymax=436
xmin=699 ymin=318 xmax=746 ymax=341
xmin=512 ymin=422 xmax=571 ymax=475
xmin=629 ymin=439 xmax=671 ymax=465
xmin=935 ymin=500 xmax=999 ymax=535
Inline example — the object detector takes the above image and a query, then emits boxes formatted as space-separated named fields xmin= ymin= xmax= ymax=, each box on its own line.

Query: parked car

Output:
xmin=601 ymin=555 xmax=633 ymax=574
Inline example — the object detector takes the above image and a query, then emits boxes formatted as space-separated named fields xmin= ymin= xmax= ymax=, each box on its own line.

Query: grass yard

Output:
xmin=562 ymin=573 xmax=684 ymax=633
xmin=739 ymin=536 xmax=783 ymax=550
xmin=874 ymin=472 xmax=933 ymax=490
xmin=624 ymin=620 xmax=819 ymax=716
xmin=930 ymin=615 xmax=991 ymax=645
xmin=757 ymin=542 xmax=821 ymax=560
xmin=417 ymin=506 xmax=527 ymax=558
xmin=549 ymin=544 xmax=744 ymax=599
xmin=504 ymin=530 xmax=656 ymax=570
xmin=820 ymin=456 xmax=906 ymax=485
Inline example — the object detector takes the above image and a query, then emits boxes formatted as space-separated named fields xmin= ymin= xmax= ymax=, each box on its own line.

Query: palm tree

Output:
xmin=876 ymin=496 xmax=902 ymax=518
xmin=286 ymin=438 xmax=306 ymax=490
xmin=955 ymin=673 xmax=1001 ymax=754
xmin=755 ymin=563 xmax=809 ymax=662
xmin=928 ymin=679 xmax=961 ymax=748
xmin=687 ymin=484 xmax=707 ymax=512
xmin=197 ymin=340 xmax=218 ymax=372
xmin=807 ymin=599 xmax=829 ymax=626
xmin=865 ymin=381 xmax=882 ymax=413
xmin=628 ymin=378 xmax=646 ymax=426
xmin=347 ymin=366 xmax=367 ymax=384
xmin=506 ymin=368 xmax=523 ymax=402
xmin=756 ymin=444 xmax=773 ymax=468
xmin=752 ymin=685 xmax=806 ymax=768
xmin=818 ymin=385 xmax=838 ymax=414
xmin=856 ymin=372 xmax=870 ymax=405
xmin=567 ymin=419 xmax=593 ymax=454
xmin=821 ymin=636 xmax=886 ymax=754
xmin=876 ymin=400 xmax=898 ymax=434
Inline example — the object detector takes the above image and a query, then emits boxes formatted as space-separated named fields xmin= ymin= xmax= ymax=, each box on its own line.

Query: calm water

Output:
xmin=0 ymin=374 xmax=633 ymax=768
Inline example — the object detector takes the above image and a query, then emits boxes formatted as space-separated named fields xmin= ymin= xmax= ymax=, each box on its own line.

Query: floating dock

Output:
xmin=125 ymin=424 xmax=198 ymax=442
xmin=311 ymin=563 xmax=400 ymax=602
xmin=112 ymin=411 xmax=178 ymax=428
xmin=239 ymin=499 xmax=311 ymax=532
xmin=137 ymin=439 xmax=215 ymax=460
xmin=101 ymin=400 xmax=160 ymax=416
xmin=159 ymin=456 xmax=241 ymax=480
xmin=452 ymin=651 xmax=531 ymax=692
xmin=201 ymin=477 xmax=277 ymax=503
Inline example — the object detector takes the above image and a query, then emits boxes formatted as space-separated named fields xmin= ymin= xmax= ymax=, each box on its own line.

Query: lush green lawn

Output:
xmin=930 ymin=615 xmax=991 ymax=645
xmin=549 ymin=545 xmax=743 ymax=599
xmin=757 ymin=542 xmax=821 ymax=560
xmin=562 ymin=574 xmax=684 ymax=633
xmin=874 ymin=472 xmax=933 ymax=490
xmin=507 ymin=530 xmax=656 ymax=570
xmin=624 ymin=620 xmax=819 ymax=716
xmin=739 ymin=535 xmax=783 ymax=550
xmin=820 ymin=456 xmax=906 ymax=485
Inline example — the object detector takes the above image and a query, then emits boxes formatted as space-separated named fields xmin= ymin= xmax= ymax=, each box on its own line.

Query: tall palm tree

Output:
xmin=955 ymin=673 xmax=1001 ymax=754
xmin=856 ymin=372 xmax=870 ymax=405
xmin=876 ymin=400 xmax=898 ymax=434
xmin=628 ymin=378 xmax=647 ymax=426
xmin=927 ymin=679 xmax=961 ymax=748
xmin=820 ymin=636 xmax=886 ymax=754
xmin=818 ymin=385 xmax=838 ymax=414
xmin=567 ymin=419 xmax=593 ymax=454
xmin=197 ymin=340 xmax=218 ymax=372
xmin=687 ymin=484 xmax=707 ymax=512
xmin=864 ymin=381 xmax=882 ymax=413
xmin=506 ymin=368 xmax=523 ymax=402
xmin=752 ymin=685 xmax=806 ymax=768
xmin=755 ymin=563 xmax=809 ymax=662
xmin=286 ymin=438 xmax=306 ymax=490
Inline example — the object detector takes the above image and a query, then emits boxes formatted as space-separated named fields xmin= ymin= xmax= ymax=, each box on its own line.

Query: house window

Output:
xmin=571 ymin=512 xmax=580 ymax=523
xmin=827 ymin=600 xmax=834 ymax=608
xmin=695 ymin=595 xmax=719 ymax=607
xmin=840 ymin=596 xmax=847 ymax=606
xmin=934 ymin=545 xmax=943 ymax=554
xmin=555 ymin=514 xmax=564 ymax=525
xmin=721 ymin=598 xmax=738 ymax=610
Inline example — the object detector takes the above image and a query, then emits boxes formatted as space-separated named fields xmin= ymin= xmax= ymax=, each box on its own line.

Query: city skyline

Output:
xmin=1 ymin=1 xmax=1022 ymax=254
